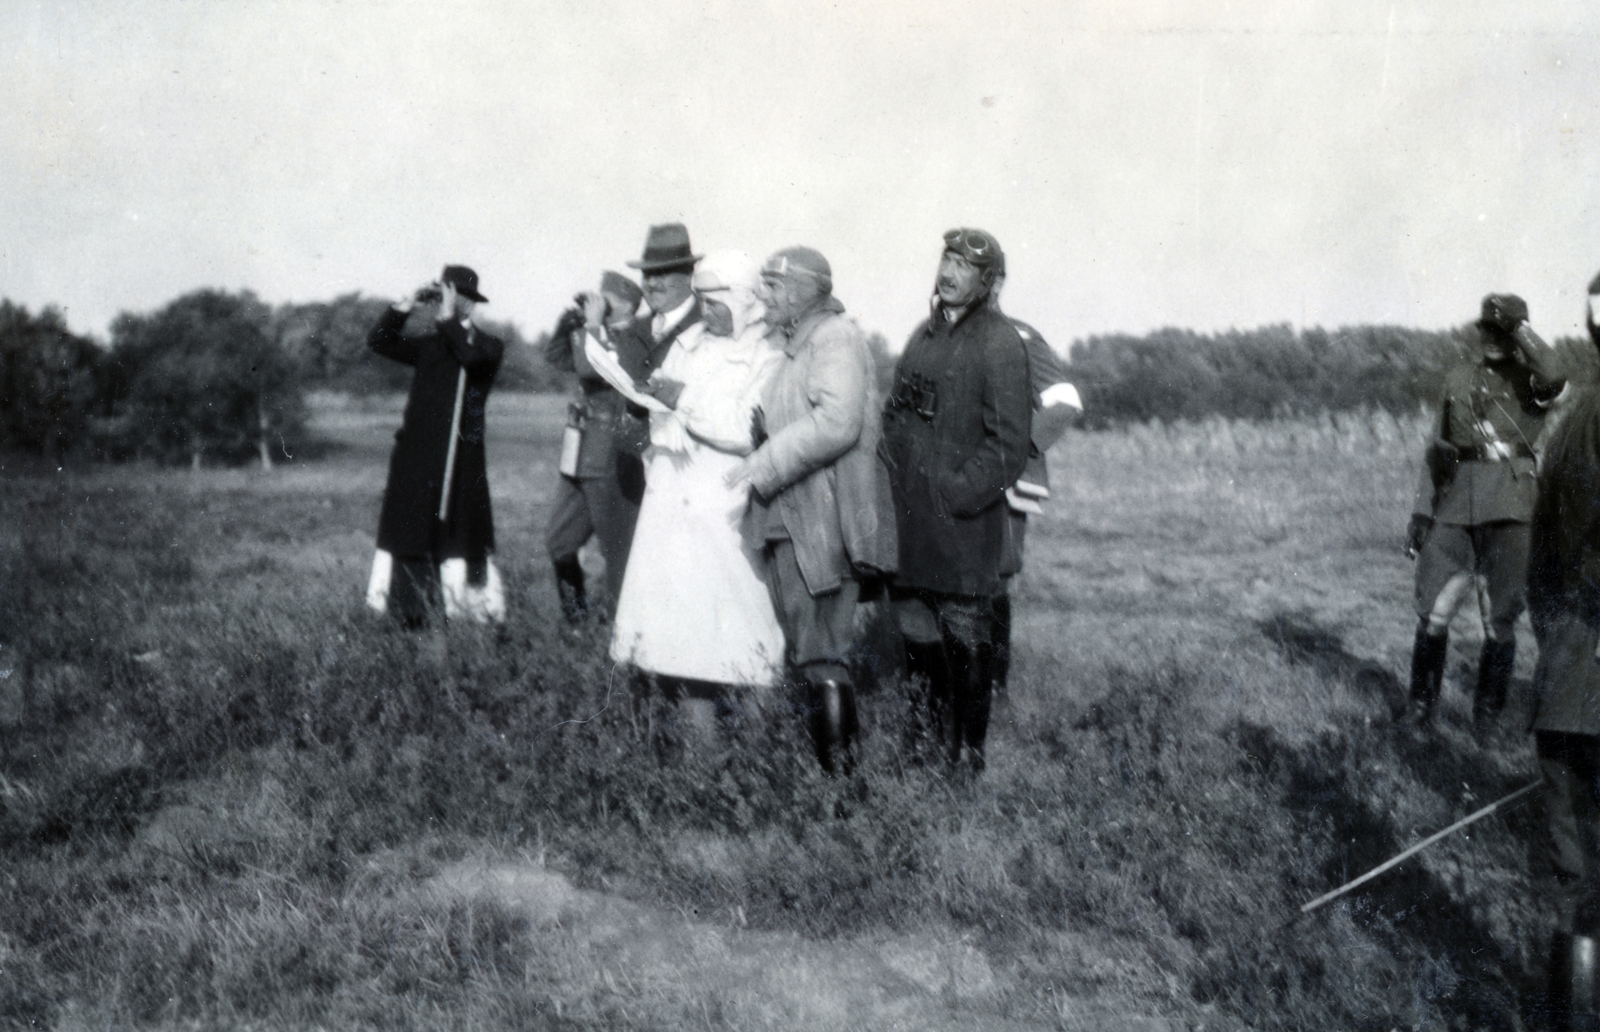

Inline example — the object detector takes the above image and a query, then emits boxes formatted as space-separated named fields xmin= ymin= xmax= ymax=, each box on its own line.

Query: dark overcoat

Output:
xmin=1530 ymin=382 xmax=1600 ymax=735
xmin=881 ymin=303 xmax=1031 ymax=597
xmin=370 ymin=307 xmax=504 ymax=560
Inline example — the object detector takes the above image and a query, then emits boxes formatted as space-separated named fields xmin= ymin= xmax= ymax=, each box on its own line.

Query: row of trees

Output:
xmin=6 ymin=288 xmax=1596 ymax=465
xmin=0 ymin=290 xmax=567 ymax=467
xmin=1067 ymin=323 xmax=1598 ymax=426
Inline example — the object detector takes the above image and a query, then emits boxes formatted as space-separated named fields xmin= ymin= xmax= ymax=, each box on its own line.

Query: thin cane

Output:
xmin=437 ymin=367 xmax=468 ymax=523
xmin=1300 ymin=778 xmax=1544 ymax=914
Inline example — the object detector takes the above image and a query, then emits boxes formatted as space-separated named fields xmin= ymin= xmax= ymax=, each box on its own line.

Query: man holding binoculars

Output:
xmin=365 ymin=265 xmax=505 ymax=627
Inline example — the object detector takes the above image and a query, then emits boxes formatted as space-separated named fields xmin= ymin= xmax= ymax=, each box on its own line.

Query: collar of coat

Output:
xmin=926 ymin=294 xmax=990 ymax=333
xmin=649 ymin=296 xmax=702 ymax=345
xmin=780 ymin=295 xmax=847 ymax=357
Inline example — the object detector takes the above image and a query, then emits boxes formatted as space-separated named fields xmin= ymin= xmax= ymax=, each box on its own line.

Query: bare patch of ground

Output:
xmin=431 ymin=861 xmax=1184 ymax=1032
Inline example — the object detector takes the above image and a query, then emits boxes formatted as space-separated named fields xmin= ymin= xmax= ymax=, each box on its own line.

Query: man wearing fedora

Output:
xmin=628 ymin=222 xmax=704 ymax=384
xmin=365 ymin=265 xmax=505 ymax=627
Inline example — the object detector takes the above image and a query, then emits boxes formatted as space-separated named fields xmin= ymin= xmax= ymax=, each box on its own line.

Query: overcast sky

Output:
xmin=5 ymin=0 xmax=1599 ymax=351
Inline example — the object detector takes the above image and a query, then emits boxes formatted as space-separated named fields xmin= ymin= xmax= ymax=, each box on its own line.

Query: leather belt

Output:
xmin=1458 ymin=442 xmax=1534 ymax=462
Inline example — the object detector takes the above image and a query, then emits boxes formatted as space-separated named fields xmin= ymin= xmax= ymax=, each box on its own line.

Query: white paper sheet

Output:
xmin=583 ymin=333 xmax=670 ymax=412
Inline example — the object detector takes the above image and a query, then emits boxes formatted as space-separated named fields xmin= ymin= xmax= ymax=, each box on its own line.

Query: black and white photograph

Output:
xmin=4 ymin=1 xmax=1600 ymax=1028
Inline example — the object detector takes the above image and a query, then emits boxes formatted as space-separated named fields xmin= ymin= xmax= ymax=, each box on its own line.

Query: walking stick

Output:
xmin=437 ymin=367 xmax=468 ymax=523
xmin=1300 ymin=778 xmax=1544 ymax=914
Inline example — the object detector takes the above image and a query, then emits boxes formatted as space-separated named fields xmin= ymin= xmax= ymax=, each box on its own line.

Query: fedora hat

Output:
xmin=626 ymin=223 xmax=702 ymax=274
xmin=441 ymin=265 xmax=488 ymax=303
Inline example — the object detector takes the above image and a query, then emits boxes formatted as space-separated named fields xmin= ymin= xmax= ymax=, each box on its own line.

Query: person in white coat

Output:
xmin=610 ymin=251 xmax=786 ymax=693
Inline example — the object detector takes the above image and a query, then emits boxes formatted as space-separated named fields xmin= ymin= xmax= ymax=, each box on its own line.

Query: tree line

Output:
xmin=1068 ymin=323 xmax=1598 ymax=427
xmin=5 ymin=289 xmax=1596 ymax=466
xmin=0 ymin=290 xmax=569 ymax=467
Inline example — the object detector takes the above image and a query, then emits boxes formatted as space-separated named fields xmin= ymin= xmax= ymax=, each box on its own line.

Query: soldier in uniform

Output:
xmin=882 ymin=228 xmax=1032 ymax=771
xmin=543 ymin=271 xmax=651 ymax=620
xmin=1403 ymin=293 xmax=1566 ymax=729
xmin=987 ymin=260 xmax=1082 ymax=694
xmin=1526 ymin=272 xmax=1600 ymax=1028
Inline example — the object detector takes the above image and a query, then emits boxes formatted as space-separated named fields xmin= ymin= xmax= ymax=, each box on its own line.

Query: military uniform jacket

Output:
xmin=1412 ymin=326 xmax=1565 ymax=526
xmin=1013 ymin=318 xmax=1076 ymax=494
xmin=1529 ymin=380 xmax=1600 ymax=734
xmin=882 ymin=303 xmax=1031 ymax=597
xmin=369 ymin=307 xmax=504 ymax=559
xmin=545 ymin=319 xmax=655 ymax=478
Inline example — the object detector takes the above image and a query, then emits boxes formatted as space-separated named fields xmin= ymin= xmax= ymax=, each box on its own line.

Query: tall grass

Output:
xmin=0 ymin=401 xmax=1558 ymax=1030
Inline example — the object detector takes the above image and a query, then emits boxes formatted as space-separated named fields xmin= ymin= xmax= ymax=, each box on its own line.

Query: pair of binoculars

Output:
xmin=888 ymin=372 xmax=939 ymax=421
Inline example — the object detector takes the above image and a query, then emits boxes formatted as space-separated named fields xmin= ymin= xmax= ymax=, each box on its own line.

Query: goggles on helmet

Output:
xmin=942 ymin=228 xmax=1001 ymax=268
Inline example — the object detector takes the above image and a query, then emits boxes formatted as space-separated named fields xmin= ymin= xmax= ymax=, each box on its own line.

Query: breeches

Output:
xmin=1413 ymin=520 xmax=1529 ymax=640
xmin=544 ymin=456 xmax=645 ymax=598
xmin=1539 ymin=731 xmax=1600 ymax=935
xmin=893 ymin=588 xmax=998 ymax=650
xmin=764 ymin=540 xmax=859 ymax=681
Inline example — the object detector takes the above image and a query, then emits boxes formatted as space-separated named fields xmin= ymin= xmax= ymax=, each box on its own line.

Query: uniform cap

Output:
xmin=599 ymin=271 xmax=642 ymax=306
xmin=1480 ymin=293 xmax=1529 ymax=329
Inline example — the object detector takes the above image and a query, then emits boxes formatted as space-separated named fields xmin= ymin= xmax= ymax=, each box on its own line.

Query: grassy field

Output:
xmin=0 ymin=394 xmax=1561 ymax=1030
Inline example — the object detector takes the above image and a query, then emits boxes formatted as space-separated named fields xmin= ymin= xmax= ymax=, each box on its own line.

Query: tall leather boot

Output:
xmin=905 ymin=640 xmax=954 ymax=753
xmin=943 ymin=635 xmax=994 ymax=772
xmin=938 ymin=637 xmax=973 ymax=767
xmin=553 ymin=555 xmax=588 ymax=623
xmin=806 ymin=678 xmax=859 ymax=776
xmin=990 ymin=594 xmax=1013 ymax=697
xmin=1550 ymin=932 xmax=1600 ymax=1032
xmin=961 ymin=641 xmax=996 ymax=772
xmin=1473 ymin=637 xmax=1516 ymax=734
xmin=1404 ymin=620 xmax=1447 ymax=725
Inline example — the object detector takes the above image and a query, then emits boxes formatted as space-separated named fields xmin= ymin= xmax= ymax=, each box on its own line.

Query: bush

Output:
xmin=101 ymin=290 xmax=306 ymax=467
xmin=1067 ymin=322 xmax=1598 ymax=426
xmin=0 ymin=301 xmax=104 ymax=460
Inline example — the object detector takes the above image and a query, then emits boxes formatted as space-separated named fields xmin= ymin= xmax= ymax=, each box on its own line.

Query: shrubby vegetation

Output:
xmin=0 ymin=291 xmax=571 ymax=468
xmin=273 ymin=293 xmax=566 ymax=395
xmin=0 ymin=302 xmax=104 ymax=461
xmin=101 ymin=290 xmax=307 ymax=468
xmin=1068 ymin=322 xmax=1598 ymax=426
xmin=5 ymin=283 xmax=1595 ymax=466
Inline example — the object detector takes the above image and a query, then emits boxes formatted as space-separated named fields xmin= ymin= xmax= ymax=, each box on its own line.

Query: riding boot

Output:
xmin=941 ymin=635 xmax=993 ymax=772
xmin=806 ymin=678 xmax=859 ymax=776
xmin=1403 ymin=620 xmax=1447 ymax=725
xmin=1473 ymin=637 xmax=1516 ymax=733
xmin=1551 ymin=932 xmax=1600 ymax=1032
xmin=938 ymin=637 xmax=974 ymax=767
xmin=834 ymin=679 xmax=860 ymax=773
xmin=553 ymin=555 xmax=588 ymax=623
xmin=990 ymin=594 xmax=1013 ymax=697
xmin=905 ymin=640 xmax=954 ymax=751
xmin=961 ymin=641 xmax=996 ymax=772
